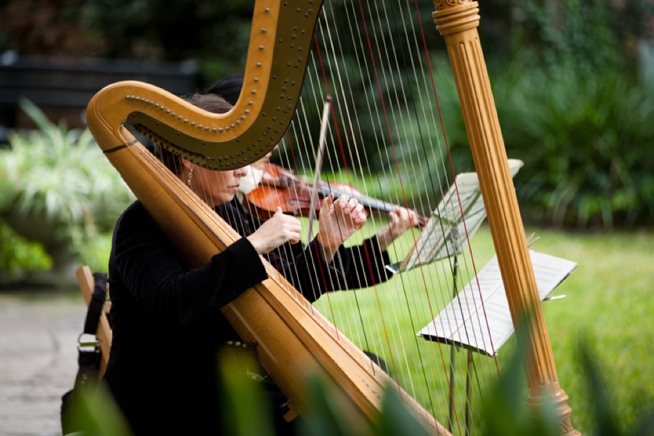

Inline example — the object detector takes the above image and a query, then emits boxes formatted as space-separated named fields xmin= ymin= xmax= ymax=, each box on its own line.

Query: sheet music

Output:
xmin=387 ymin=159 xmax=523 ymax=273
xmin=417 ymin=251 xmax=577 ymax=357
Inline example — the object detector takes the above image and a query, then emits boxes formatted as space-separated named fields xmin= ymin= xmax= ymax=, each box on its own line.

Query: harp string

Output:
xmin=408 ymin=0 xmax=503 ymax=365
xmin=309 ymin=0 xmax=419 ymax=394
xmin=379 ymin=0 xmax=497 ymax=390
xmin=273 ymin=0 xmax=504 ymax=429
xmin=399 ymin=0 xmax=503 ymax=377
xmin=304 ymin=19 xmax=401 ymax=375
xmin=309 ymin=27 xmax=376 ymax=352
xmin=158 ymin=0 xmax=500 ymax=429
xmin=356 ymin=0 xmax=460 ymax=416
xmin=322 ymin=0 xmax=436 ymax=388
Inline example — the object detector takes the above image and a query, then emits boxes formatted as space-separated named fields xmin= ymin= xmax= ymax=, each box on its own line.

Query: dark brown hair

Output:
xmin=206 ymin=74 xmax=243 ymax=106
xmin=156 ymin=93 xmax=232 ymax=174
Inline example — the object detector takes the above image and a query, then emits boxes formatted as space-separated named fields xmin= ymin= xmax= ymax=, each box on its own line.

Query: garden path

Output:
xmin=0 ymin=290 xmax=84 ymax=436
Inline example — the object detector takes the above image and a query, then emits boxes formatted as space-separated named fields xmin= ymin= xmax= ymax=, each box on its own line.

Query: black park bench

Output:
xmin=0 ymin=51 xmax=202 ymax=143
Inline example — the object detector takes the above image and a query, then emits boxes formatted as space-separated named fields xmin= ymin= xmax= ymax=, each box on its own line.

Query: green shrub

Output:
xmin=511 ymin=0 xmax=624 ymax=76
xmin=0 ymin=220 xmax=52 ymax=281
xmin=0 ymin=98 xmax=134 ymax=281
xmin=413 ymin=0 xmax=654 ymax=229
xmin=426 ymin=35 xmax=654 ymax=229
xmin=492 ymin=57 xmax=654 ymax=228
xmin=488 ymin=0 xmax=654 ymax=228
xmin=62 ymin=319 xmax=654 ymax=435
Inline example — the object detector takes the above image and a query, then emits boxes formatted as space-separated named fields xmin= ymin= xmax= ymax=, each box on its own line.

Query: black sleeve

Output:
xmin=331 ymin=236 xmax=394 ymax=291
xmin=111 ymin=202 xmax=268 ymax=326
xmin=214 ymin=200 xmax=393 ymax=301
xmin=216 ymin=201 xmax=346 ymax=303
xmin=264 ymin=236 xmax=394 ymax=302
xmin=264 ymin=238 xmax=343 ymax=303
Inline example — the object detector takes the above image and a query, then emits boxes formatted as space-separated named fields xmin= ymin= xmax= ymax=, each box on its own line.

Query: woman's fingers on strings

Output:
xmin=285 ymin=214 xmax=302 ymax=245
xmin=390 ymin=207 xmax=401 ymax=221
xmin=334 ymin=194 xmax=355 ymax=214
xmin=411 ymin=209 xmax=420 ymax=227
xmin=345 ymin=197 xmax=358 ymax=215
xmin=389 ymin=206 xmax=418 ymax=234
xmin=248 ymin=207 xmax=303 ymax=253
xmin=352 ymin=202 xmax=366 ymax=226
xmin=320 ymin=193 xmax=335 ymax=217
xmin=334 ymin=193 xmax=350 ymax=211
xmin=401 ymin=207 xmax=420 ymax=228
xmin=329 ymin=194 xmax=366 ymax=228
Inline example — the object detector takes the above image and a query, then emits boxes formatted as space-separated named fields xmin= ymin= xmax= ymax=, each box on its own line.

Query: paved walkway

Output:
xmin=0 ymin=290 xmax=85 ymax=436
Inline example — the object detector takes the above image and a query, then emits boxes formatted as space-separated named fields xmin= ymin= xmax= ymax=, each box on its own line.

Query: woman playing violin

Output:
xmin=209 ymin=75 xmax=421 ymax=255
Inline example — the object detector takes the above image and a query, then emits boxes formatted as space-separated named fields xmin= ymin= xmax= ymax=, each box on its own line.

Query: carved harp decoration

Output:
xmin=86 ymin=0 xmax=577 ymax=434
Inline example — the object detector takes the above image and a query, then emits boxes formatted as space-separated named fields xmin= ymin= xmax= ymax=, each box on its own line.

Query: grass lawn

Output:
xmin=312 ymin=223 xmax=654 ymax=434
xmin=78 ymin=215 xmax=653 ymax=433
xmin=520 ymin=226 xmax=654 ymax=434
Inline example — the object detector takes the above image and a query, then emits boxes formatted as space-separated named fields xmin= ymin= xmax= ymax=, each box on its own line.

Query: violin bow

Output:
xmin=305 ymin=95 xmax=332 ymax=244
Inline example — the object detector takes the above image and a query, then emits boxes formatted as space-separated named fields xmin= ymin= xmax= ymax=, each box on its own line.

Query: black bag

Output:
xmin=60 ymin=273 xmax=108 ymax=435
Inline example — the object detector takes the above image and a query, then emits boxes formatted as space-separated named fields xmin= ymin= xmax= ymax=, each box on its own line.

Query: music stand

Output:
xmin=417 ymin=250 xmax=576 ymax=433
xmin=385 ymin=159 xmax=523 ymax=433
xmin=386 ymin=159 xmax=523 ymax=274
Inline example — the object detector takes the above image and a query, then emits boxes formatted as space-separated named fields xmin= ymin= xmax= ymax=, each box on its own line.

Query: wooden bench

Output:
xmin=75 ymin=265 xmax=112 ymax=378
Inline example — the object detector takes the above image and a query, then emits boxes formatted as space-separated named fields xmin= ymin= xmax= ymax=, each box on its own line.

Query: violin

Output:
xmin=243 ymin=163 xmax=426 ymax=226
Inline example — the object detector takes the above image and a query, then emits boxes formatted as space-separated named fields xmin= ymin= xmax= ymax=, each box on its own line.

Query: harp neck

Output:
xmin=87 ymin=0 xmax=326 ymax=170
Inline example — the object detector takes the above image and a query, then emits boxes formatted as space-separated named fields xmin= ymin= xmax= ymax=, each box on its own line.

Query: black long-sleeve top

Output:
xmin=215 ymin=199 xmax=393 ymax=300
xmin=102 ymin=200 xmax=393 ymax=434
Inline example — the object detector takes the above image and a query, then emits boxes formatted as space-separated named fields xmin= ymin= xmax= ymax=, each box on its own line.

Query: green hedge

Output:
xmin=434 ymin=0 xmax=654 ymax=228
xmin=492 ymin=58 xmax=654 ymax=228
xmin=0 ymin=99 xmax=135 ymax=282
xmin=0 ymin=221 xmax=51 ymax=281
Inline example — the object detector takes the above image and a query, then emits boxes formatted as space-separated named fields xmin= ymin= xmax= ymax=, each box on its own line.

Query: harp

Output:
xmin=86 ymin=0 xmax=577 ymax=434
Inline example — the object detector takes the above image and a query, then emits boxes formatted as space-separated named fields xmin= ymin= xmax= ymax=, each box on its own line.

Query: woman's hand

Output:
xmin=247 ymin=207 xmax=302 ymax=254
xmin=315 ymin=193 xmax=367 ymax=263
xmin=376 ymin=206 xmax=420 ymax=251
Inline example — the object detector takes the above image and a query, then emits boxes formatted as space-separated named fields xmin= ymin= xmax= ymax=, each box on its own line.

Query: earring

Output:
xmin=187 ymin=166 xmax=194 ymax=187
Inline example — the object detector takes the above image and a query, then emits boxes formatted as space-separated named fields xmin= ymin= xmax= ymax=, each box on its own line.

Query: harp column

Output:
xmin=431 ymin=1 xmax=578 ymax=435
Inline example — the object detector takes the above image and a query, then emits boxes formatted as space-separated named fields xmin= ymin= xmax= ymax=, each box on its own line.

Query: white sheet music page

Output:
xmin=417 ymin=251 xmax=577 ymax=357
xmin=389 ymin=159 xmax=523 ymax=273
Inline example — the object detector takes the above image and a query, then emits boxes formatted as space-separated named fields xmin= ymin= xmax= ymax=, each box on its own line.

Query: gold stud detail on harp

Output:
xmin=187 ymin=166 xmax=194 ymax=187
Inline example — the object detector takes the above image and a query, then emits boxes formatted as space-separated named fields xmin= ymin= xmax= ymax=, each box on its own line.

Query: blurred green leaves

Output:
xmin=491 ymin=57 xmax=654 ymax=228
xmin=218 ymin=351 xmax=275 ymax=436
xmin=62 ymin=380 xmax=133 ymax=436
xmin=0 ymin=99 xmax=135 ymax=279
xmin=0 ymin=221 xmax=51 ymax=281
xmin=60 ymin=330 xmax=654 ymax=436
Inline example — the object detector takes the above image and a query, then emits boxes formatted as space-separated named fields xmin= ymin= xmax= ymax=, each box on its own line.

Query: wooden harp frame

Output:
xmin=86 ymin=0 xmax=577 ymax=434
